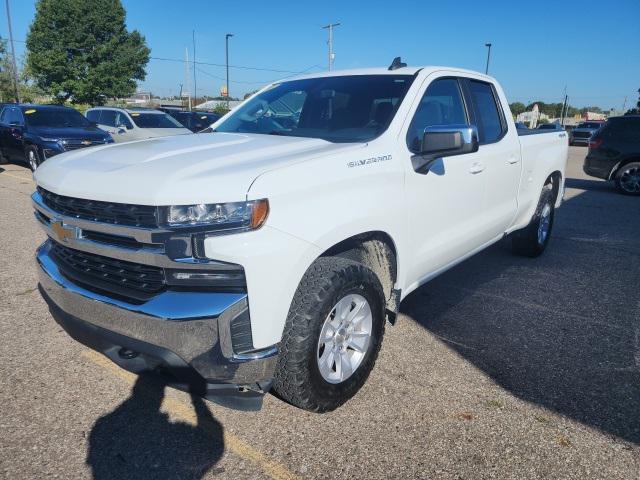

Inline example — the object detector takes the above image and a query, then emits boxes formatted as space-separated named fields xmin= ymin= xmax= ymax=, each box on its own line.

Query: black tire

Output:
xmin=511 ymin=184 xmax=555 ymax=257
xmin=273 ymin=256 xmax=385 ymax=412
xmin=25 ymin=146 xmax=41 ymax=172
xmin=614 ymin=162 xmax=640 ymax=196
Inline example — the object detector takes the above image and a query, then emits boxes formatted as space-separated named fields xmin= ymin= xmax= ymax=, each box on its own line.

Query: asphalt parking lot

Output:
xmin=0 ymin=147 xmax=638 ymax=480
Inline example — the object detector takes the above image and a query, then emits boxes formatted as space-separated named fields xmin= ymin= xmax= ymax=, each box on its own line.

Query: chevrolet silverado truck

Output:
xmin=33 ymin=62 xmax=567 ymax=412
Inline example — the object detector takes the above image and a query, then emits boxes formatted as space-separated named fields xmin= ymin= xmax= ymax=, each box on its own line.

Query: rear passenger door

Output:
xmin=462 ymin=79 xmax=521 ymax=237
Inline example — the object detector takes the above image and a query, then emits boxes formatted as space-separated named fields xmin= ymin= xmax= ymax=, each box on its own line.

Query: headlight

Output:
xmin=166 ymin=199 xmax=269 ymax=231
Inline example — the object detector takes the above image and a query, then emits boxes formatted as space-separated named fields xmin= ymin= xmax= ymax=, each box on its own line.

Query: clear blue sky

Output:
xmin=2 ymin=0 xmax=639 ymax=109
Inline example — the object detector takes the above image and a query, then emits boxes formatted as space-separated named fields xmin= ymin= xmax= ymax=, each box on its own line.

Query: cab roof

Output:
xmin=285 ymin=66 xmax=492 ymax=82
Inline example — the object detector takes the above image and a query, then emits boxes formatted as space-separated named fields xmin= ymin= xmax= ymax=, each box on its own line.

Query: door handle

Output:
xmin=507 ymin=156 xmax=519 ymax=164
xmin=469 ymin=162 xmax=485 ymax=174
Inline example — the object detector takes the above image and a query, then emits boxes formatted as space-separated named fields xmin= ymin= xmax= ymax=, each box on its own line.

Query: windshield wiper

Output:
xmin=266 ymin=131 xmax=289 ymax=136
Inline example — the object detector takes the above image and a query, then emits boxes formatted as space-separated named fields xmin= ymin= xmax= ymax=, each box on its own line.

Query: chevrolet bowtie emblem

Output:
xmin=81 ymin=140 xmax=92 ymax=146
xmin=51 ymin=221 xmax=77 ymax=243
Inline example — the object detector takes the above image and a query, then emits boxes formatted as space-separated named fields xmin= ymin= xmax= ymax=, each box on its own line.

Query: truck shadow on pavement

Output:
xmin=86 ymin=374 xmax=224 ymax=480
xmin=400 ymin=183 xmax=640 ymax=444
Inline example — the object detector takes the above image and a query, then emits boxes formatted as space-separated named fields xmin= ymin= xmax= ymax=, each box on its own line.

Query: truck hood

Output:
xmin=35 ymin=132 xmax=356 ymax=205
xmin=136 ymin=127 xmax=192 ymax=137
xmin=29 ymin=125 xmax=111 ymax=141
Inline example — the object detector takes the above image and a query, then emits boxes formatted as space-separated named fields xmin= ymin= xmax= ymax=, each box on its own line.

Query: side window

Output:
xmin=115 ymin=112 xmax=133 ymax=129
xmin=99 ymin=110 xmax=117 ymax=127
xmin=0 ymin=107 xmax=9 ymax=124
xmin=7 ymin=108 xmax=23 ymax=125
xmin=467 ymin=80 xmax=505 ymax=144
xmin=616 ymin=120 xmax=640 ymax=142
xmin=85 ymin=110 xmax=100 ymax=123
xmin=406 ymin=78 xmax=467 ymax=153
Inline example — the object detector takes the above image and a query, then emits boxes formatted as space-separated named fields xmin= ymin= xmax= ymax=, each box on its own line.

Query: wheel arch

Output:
xmin=608 ymin=156 xmax=640 ymax=180
xmin=319 ymin=231 xmax=400 ymax=324
xmin=547 ymin=170 xmax=563 ymax=205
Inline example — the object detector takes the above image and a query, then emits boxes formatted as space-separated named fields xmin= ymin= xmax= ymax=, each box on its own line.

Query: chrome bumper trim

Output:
xmin=37 ymin=242 xmax=278 ymax=384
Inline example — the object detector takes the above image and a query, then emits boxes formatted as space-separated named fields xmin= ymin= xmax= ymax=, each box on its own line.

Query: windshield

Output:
xmin=129 ymin=112 xmax=185 ymax=128
xmin=578 ymin=122 xmax=602 ymax=129
xmin=24 ymin=108 xmax=90 ymax=128
xmin=215 ymin=74 xmax=415 ymax=143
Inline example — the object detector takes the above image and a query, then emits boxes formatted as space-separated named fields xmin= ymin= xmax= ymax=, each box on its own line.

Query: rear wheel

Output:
xmin=273 ymin=257 xmax=385 ymax=412
xmin=614 ymin=162 xmax=640 ymax=196
xmin=511 ymin=184 xmax=555 ymax=257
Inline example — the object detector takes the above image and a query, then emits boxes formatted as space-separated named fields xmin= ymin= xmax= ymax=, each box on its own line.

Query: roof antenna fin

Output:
xmin=388 ymin=57 xmax=407 ymax=71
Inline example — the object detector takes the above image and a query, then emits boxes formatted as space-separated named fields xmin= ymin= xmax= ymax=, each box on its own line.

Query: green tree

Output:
xmin=509 ymin=102 xmax=526 ymax=116
xmin=0 ymin=36 xmax=17 ymax=102
xmin=26 ymin=0 xmax=150 ymax=105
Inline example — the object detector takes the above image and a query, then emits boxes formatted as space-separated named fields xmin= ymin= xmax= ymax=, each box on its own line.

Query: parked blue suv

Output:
xmin=0 ymin=104 xmax=113 ymax=171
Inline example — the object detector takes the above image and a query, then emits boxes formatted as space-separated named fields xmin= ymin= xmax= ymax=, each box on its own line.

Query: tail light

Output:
xmin=588 ymin=138 xmax=603 ymax=150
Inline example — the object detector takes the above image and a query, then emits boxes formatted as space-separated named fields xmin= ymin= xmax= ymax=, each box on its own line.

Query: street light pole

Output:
xmin=484 ymin=42 xmax=492 ymax=75
xmin=225 ymin=33 xmax=234 ymax=110
xmin=192 ymin=30 xmax=197 ymax=106
xmin=322 ymin=22 xmax=340 ymax=71
xmin=5 ymin=0 xmax=20 ymax=103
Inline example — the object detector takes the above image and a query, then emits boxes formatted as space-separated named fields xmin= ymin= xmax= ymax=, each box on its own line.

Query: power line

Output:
xmin=4 ymin=37 xmax=322 ymax=75
xmin=149 ymin=55 xmax=313 ymax=74
xmin=195 ymin=64 xmax=322 ymax=86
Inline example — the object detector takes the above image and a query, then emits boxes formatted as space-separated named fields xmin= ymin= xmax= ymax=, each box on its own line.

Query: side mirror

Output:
xmin=412 ymin=124 xmax=479 ymax=173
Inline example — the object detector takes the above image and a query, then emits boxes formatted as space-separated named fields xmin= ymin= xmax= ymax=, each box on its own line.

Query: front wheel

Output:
xmin=26 ymin=146 xmax=41 ymax=172
xmin=614 ymin=162 xmax=640 ymax=196
xmin=273 ymin=257 xmax=385 ymax=412
xmin=511 ymin=184 xmax=555 ymax=257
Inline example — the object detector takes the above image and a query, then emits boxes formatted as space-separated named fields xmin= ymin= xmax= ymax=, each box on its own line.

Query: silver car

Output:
xmin=85 ymin=107 xmax=192 ymax=143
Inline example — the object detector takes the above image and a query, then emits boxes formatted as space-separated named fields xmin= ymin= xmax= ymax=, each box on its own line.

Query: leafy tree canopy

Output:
xmin=26 ymin=0 xmax=150 ymax=105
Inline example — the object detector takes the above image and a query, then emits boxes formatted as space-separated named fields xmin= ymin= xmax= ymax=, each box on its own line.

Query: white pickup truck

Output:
xmin=33 ymin=62 xmax=567 ymax=412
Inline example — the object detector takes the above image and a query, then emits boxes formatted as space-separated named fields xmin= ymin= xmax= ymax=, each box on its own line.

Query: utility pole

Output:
xmin=192 ymin=30 xmax=197 ymax=107
xmin=322 ymin=22 xmax=340 ymax=71
xmin=225 ymin=33 xmax=234 ymax=110
xmin=5 ymin=0 xmax=20 ymax=103
xmin=621 ymin=96 xmax=627 ymax=113
xmin=484 ymin=43 xmax=492 ymax=75
xmin=560 ymin=86 xmax=568 ymax=126
xmin=184 ymin=47 xmax=192 ymax=111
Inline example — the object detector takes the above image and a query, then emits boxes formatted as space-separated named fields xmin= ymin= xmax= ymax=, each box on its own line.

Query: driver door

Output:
xmin=403 ymin=76 xmax=488 ymax=289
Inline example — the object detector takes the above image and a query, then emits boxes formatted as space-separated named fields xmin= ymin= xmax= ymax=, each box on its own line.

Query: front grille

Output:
xmin=38 ymin=187 xmax=159 ymax=228
xmin=62 ymin=139 xmax=106 ymax=151
xmin=50 ymin=241 xmax=165 ymax=301
xmin=573 ymin=131 xmax=592 ymax=139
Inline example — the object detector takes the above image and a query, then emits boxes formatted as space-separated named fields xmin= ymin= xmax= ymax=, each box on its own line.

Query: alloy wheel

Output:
xmin=316 ymin=293 xmax=372 ymax=384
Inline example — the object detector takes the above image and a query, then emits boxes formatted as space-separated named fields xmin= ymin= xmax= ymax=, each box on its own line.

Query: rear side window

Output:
xmin=406 ymin=78 xmax=467 ymax=153
xmin=467 ymin=80 xmax=505 ymax=144
xmin=0 ymin=107 xmax=9 ymax=123
xmin=86 ymin=110 xmax=100 ymax=122
xmin=607 ymin=118 xmax=640 ymax=142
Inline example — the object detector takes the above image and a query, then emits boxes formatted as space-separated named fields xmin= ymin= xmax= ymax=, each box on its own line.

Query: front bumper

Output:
xmin=37 ymin=241 xmax=278 ymax=410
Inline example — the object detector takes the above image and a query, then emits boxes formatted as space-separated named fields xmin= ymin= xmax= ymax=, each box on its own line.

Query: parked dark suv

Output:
xmin=583 ymin=115 xmax=640 ymax=195
xmin=0 ymin=104 xmax=113 ymax=171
